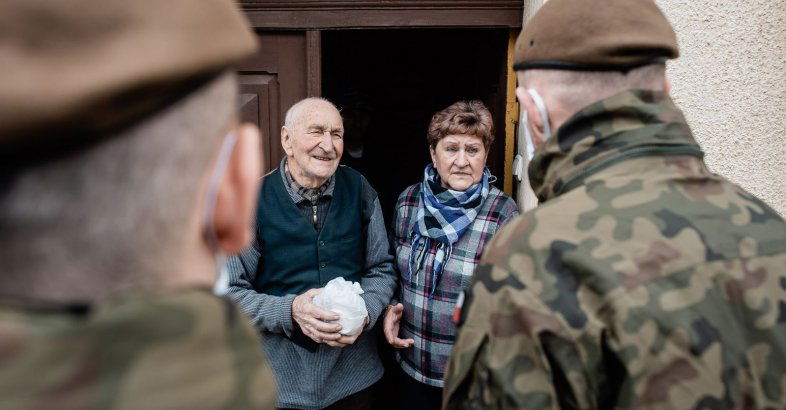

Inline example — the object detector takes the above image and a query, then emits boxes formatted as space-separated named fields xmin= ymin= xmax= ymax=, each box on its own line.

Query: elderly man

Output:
xmin=444 ymin=0 xmax=786 ymax=409
xmin=0 ymin=1 xmax=275 ymax=408
xmin=228 ymin=97 xmax=396 ymax=409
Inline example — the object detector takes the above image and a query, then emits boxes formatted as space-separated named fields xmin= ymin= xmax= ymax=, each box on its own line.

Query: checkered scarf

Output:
xmin=409 ymin=163 xmax=490 ymax=298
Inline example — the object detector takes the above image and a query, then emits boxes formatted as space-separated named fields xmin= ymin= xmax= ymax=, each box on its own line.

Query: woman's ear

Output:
xmin=429 ymin=145 xmax=437 ymax=166
xmin=213 ymin=123 xmax=262 ymax=254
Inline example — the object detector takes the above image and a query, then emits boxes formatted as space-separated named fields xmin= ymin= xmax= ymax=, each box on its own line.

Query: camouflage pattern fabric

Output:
xmin=0 ymin=289 xmax=276 ymax=409
xmin=443 ymin=89 xmax=786 ymax=409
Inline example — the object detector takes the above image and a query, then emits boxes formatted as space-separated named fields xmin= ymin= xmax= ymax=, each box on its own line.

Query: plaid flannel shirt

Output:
xmin=392 ymin=182 xmax=518 ymax=387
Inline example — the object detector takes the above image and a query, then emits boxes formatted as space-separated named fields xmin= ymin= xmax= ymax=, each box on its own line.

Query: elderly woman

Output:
xmin=383 ymin=100 xmax=518 ymax=408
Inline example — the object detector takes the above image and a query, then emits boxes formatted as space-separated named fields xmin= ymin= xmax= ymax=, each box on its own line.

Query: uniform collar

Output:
xmin=528 ymin=89 xmax=702 ymax=202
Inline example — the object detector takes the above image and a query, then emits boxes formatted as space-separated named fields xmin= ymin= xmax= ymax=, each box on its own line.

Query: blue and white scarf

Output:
xmin=408 ymin=164 xmax=491 ymax=298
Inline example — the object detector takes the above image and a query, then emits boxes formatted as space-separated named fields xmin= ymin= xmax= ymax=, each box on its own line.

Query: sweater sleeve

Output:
xmin=226 ymin=237 xmax=296 ymax=336
xmin=387 ymin=186 xmax=415 ymax=307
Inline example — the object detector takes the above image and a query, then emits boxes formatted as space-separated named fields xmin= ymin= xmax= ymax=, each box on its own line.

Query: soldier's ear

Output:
xmin=517 ymin=86 xmax=546 ymax=147
xmin=213 ymin=123 xmax=262 ymax=253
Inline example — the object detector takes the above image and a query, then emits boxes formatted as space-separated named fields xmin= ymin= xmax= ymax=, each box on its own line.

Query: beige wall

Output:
xmin=656 ymin=0 xmax=786 ymax=216
xmin=518 ymin=1 xmax=786 ymax=216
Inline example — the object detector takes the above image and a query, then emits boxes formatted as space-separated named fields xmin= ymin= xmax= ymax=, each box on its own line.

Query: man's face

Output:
xmin=283 ymin=101 xmax=344 ymax=187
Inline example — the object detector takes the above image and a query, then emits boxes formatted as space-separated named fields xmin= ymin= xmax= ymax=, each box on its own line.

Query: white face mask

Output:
xmin=513 ymin=88 xmax=551 ymax=181
xmin=524 ymin=88 xmax=551 ymax=161
xmin=202 ymin=131 xmax=238 ymax=296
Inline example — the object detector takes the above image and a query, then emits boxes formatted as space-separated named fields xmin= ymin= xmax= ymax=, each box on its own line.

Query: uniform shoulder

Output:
xmin=480 ymin=193 xmax=577 ymax=272
xmin=0 ymin=289 xmax=276 ymax=408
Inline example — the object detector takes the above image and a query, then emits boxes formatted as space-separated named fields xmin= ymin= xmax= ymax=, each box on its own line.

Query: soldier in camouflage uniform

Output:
xmin=444 ymin=0 xmax=786 ymax=408
xmin=0 ymin=1 xmax=276 ymax=408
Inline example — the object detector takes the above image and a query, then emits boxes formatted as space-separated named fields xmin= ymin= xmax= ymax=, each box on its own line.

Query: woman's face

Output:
xmin=430 ymin=134 xmax=487 ymax=191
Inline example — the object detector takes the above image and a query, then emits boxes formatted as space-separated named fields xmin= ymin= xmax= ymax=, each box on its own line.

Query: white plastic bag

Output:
xmin=313 ymin=277 xmax=368 ymax=335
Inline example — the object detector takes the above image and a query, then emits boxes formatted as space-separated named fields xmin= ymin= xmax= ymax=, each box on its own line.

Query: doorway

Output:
xmin=322 ymin=29 xmax=510 ymax=224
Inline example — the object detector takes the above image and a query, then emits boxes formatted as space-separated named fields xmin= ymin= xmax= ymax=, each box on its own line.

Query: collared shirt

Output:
xmin=282 ymin=159 xmax=334 ymax=231
xmin=283 ymin=161 xmax=333 ymax=203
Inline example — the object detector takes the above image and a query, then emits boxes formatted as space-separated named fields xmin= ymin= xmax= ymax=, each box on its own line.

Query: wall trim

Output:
xmin=240 ymin=1 xmax=522 ymax=10
xmin=239 ymin=1 xmax=523 ymax=29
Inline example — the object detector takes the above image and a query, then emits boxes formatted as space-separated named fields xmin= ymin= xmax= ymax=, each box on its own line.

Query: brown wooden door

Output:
xmin=237 ymin=31 xmax=311 ymax=174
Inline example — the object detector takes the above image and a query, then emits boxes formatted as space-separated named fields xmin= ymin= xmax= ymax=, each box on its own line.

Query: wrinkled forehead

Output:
xmin=296 ymin=102 xmax=343 ymax=130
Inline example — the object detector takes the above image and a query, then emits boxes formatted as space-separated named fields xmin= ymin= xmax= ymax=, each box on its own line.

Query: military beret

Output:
xmin=514 ymin=0 xmax=679 ymax=71
xmin=0 ymin=0 xmax=257 ymax=156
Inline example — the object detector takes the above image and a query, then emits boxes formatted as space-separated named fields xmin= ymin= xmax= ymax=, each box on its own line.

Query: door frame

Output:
xmin=239 ymin=1 xmax=523 ymax=192
xmin=239 ymin=1 xmax=523 ymax=29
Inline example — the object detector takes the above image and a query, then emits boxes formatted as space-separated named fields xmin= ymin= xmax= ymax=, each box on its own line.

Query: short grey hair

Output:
xmin=522 ymin=63 xmax=667 ymax=113
xmin=284 ymin=97 xmax=338 ymax=129
xmin=0 ymin=71 xmax=238 ymax=302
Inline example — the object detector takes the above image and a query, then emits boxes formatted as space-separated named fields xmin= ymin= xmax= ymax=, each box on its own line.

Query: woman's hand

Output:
xmin=383 ymin=303 xmax=415 ymax=348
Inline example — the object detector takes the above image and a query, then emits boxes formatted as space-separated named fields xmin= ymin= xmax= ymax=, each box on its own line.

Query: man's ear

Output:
xmin=213 ymin=123 xmax=262 ymax=254
xmin=516 ymin=86 xmax=546 ymax=148
xmin=281 ymin=126 xmax=294 ymax=156
xmin=663 ymin=76 xmax=672 ymax=94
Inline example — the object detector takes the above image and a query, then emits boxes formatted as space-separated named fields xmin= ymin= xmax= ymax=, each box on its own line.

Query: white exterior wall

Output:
xmin=519 ymin=1 xmax=786 ymax=216
xmin=655 ymin=0 xmax=786 ymax=216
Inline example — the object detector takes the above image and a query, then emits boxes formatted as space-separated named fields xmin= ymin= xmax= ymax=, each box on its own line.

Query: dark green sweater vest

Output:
xmin=253 ymin=166 xmax=365 ymax=296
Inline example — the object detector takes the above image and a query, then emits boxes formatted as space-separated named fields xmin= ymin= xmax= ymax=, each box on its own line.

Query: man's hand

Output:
xmin=383 ymin=303 xmax=414 ymax=348
xmin=325 ymin=316 xmax=368 ymax=348
xmin=292 ymin=288 xmax=342 ymax=344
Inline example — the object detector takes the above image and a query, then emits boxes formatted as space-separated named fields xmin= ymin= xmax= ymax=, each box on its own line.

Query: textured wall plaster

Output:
xmin=656 ymin=0 xmax=786 ymax=216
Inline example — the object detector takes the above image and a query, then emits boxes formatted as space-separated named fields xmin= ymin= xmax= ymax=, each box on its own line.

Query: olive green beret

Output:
xmin=0 ymin=0 xmax=257 ymax=155
xmin=514 ymin=0 xmax=679 ymax=71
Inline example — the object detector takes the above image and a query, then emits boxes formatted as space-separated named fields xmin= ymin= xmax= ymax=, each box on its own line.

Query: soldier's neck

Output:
xmin=0 ymin=249 xmax=216 ymax=308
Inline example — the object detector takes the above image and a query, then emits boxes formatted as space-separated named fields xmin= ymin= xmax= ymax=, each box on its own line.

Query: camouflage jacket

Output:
xmin=0 ymin=289 xmax=277 ymax=409
xmin=443 ymin=90 xmax=786 ymax=409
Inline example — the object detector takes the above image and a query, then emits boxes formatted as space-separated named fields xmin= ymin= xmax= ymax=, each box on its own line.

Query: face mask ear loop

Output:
xmin=523 ymin=109 xmax=537 ymax=161
xmin=527 ymin=88 xmax=551 ymax=141
xmin=513 ymin=105 xmax=529 ymax=180
xmin=203 ymin=131 xmax=238 ymax=295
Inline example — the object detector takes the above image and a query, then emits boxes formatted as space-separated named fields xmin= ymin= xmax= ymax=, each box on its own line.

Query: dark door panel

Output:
xmin=240 ymin=74 xmax=280 ymax=170
xmin=238 ymin=31 xmax=309 ymax=174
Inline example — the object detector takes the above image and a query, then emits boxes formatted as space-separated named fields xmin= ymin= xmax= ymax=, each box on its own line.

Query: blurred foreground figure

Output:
xmin=444 ymin=0 xmax=786 ymax=408
xmin=0 ymin=1 xmax=276 ymax=408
